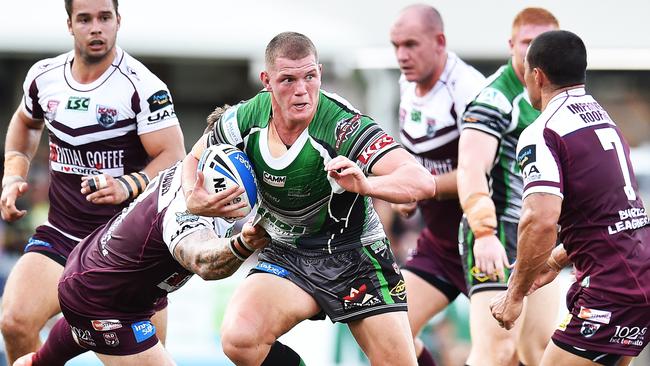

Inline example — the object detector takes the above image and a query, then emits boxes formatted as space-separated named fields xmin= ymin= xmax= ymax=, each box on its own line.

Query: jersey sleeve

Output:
xmin=133 ymin=70 xmax=180 ymax=135
xmin=207 ymin=103 xmax=244 ymax=148
xmin=21 ymin=59 xmax=56 ymax=120
xmin=461 ymin=87 xmax=515 ymax=139
xmin=161 ymin=192 xmax=215 ymax=260
xmin=342 ymin=116 xmax=401 ymax=175
xmin=517 ymin=127 xmax=564 ymax=200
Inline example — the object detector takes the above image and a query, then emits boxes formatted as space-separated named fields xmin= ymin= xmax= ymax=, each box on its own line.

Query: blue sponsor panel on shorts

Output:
xmin=24 ymin=237 xmax=53 ymax=251
xmin=131 ymin=320 xmax=156 ymax=343
xmin=254 ymin=261 xmax=290 ymax=278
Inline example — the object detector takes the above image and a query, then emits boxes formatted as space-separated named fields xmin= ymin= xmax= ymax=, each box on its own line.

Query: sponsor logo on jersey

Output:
xmin=160 ymin=165 xmax=177 ymax=195
xmin=66 ymin=96 xmax=90 ymax=111
xmin=517 ymin=145 xmax=536 ymax=170
xmin=334 ymin=114 xmax=361 ymax=149
xmin=410 ymin=109 xmax=422 ymax=123
xmin=91 ymin=319 xmax=123 ymax=332
xmin=369 ymin=240 xmax=387 ymax=254
xmin=24 ymin=238 xmax=52 ymax=251
xmin=341 ymin=280 xmax=381 ymax=311
xmin=49 ymin=143 xmax=125 ymax=176
xmin=170 ymin=222 xmax=206 ymax=243
xmin=45 ymin=100 xmax=60 ymax=121
xmin=131 ymin=321 xmax=156 ymax=343
xmin=147 ymin=90 xmax=172 ymax=112
xmin=103 ymin=332 xmax=120 ymax=347
xmin=147 ymin=108 xmax=176 ymax=124
xmin=263 ymin=172 xmax=286 ymax=187
xmin=609 ymin=326 xmax=647 ymax=346
xmin=175 ymin=210 xmax=200 ymax=224
xmin=358 ymin=134 xmax=395 ymax=164
xmin=558 ymin=313 xmax=572 ymax=331
xmin=157 ymin=272 xmax=192 ymax=292
xmin=96 ymin=105 xmax=118 ymax=128
xmin=580 ymin=321 xmax=601 ymax=338
xmin=71 ymin=326 xmax=96 ymax=346
xmin=578 ymin=307 xmax=612 ymax=324
xmin=254 ymin=261 xmax=289 ymax=277
xmin=470 ymin=266 xmax=490 ymax=283
xmin=475 ymin=87 xmax=513 ymax=114
xmin=390 ymin=280 xmax=407 ymax=301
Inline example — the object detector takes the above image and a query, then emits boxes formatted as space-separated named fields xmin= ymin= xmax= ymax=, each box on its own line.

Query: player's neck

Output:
xmin=416 ymin=52 xmax=448 ymax=97
xmin=70 ymin=49 xmax=116 ymax=84
xmin=541 ymin=84 xmax=584 ymax=111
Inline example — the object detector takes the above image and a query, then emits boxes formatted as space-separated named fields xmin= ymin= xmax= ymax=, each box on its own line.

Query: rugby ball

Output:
xmin=197 ymin=144 xmax=258 ymax=221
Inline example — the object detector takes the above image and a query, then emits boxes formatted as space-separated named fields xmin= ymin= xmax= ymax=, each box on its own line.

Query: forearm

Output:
xmin=433 ymin=170 xmax=458 ymax=200
xmin=181 ymin=154 xmax=199 ymax=197
xmin=4 ymin=109 xmax=44 ymax=180
xmin=509 ymin=214 xmax=558 ymax=300
xmin=366 ymin=162 xmax=435 ymax=203
xmin=175 ymin=229 xmax=245 ymax=280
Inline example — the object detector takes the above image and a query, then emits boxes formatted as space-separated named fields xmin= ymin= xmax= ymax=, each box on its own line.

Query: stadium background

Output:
xmin=1 ymin=0 xmax=649 ymax=365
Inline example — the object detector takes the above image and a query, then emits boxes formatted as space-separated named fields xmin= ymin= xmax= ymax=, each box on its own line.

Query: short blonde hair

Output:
xmin=512 ymin=7 xmax=559 ymax=38
xmin=204 ymin=104 xmax=231 ymax=134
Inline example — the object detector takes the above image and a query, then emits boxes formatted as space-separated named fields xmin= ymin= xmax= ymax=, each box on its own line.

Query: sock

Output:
xmin=261 ymin=340 xmax=305 ymax=366
xmin=417 ymin=346 xmax=437 ymax=366
xmin=519 ymin=363 xmax=527 ymax=366
xmin=33 ymin=317 xmax=87 ymax=366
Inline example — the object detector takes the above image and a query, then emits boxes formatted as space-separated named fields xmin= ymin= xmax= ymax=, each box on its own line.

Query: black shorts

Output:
xmin=250 ymin=239 xmax=408 ymax=323
xmin=459 ymin=217 xmax=517 ymax=296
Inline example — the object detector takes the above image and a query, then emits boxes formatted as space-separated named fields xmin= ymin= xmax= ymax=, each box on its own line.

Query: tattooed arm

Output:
xmin=174 ymin=222 xmax=270 ymax=280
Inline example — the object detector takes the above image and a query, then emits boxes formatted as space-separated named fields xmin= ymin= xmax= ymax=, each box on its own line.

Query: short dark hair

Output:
xmin=265 ymin=32 xmax=318 ymax=69
xmin=65 ymin=0 xmax=119 ymax=18
xmin=526 ymin=30 xmax=586 ymax=87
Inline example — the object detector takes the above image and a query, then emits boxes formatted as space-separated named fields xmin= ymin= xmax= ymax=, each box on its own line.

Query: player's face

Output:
xmin=524 ymin=56 xmax=542 ymax=110
xmin=67 ymin=0 xmax=120 ymax=64
xmin=510 ymin=23 xmax=557 ymax=81
xmin=390 ymin=20 xmax=444 ymax=85
xmin=264 ymin=55 xmax=321 ymax=125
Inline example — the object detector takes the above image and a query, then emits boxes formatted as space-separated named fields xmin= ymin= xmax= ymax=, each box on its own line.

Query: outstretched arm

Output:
xmin=174 ymin=222 xmax=269 ymax=280
xmin=325 ymin=148 xmax=436 ymax=203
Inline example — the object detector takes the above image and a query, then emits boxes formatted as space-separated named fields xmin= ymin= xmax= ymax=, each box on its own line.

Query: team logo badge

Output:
xmin=334 ymin=114 xmax=361 ymax=149
xmin=341 ymin=280 xmax=381 ymax=311
xmin=580 ymin=321 xmax=601 ymax=338
xmin=103 ymin=332 xmax=120 ymax=347
xmin=45 ymin=100 xmax=60 ymax=121
xmin=96 ymin=105 xmax=118 ymax=128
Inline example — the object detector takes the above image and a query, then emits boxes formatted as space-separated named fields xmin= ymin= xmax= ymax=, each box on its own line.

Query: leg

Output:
xmin=14 ymin=317 xmax=87 ymax=366
xmin=220 ymin=273 xmax=320 ymax=366
xmin=151 ymin=307 xmax=168 ymax=346
xmin=540 ymin=341 xmax=602 ymax=366
xmin=517 ymin=278 xmax=561 ymax=366
xmin=1 ymin=253 xmax=63 ymax=363
xmin=96 ymin=341 xmax=176 ymax=366
xmin=465 ymin=290 xmax=520 ymax=366
xmin=348 ymin=311 xmax=417 ymax=366
xmin=402 ymin=270 xmax=449 ymax=361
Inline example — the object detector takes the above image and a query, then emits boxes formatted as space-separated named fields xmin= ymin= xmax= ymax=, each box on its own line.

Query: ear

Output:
xmin=260 ymin=71 xmax=271 ymax=91
xmin=116 ymin=14 xmax=121 ymax=30
xmin=436 ymin=33 xmax=446 ymax=49
xmin=67 ymin=18 xmax=73 ymax=35
xmin=533 ymin=67 xmax=545 ymax=88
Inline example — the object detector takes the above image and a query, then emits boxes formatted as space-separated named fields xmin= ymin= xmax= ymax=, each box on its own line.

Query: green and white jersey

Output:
xmin=461 ymin=60 xmax=540 ymax=223
xmin=207 ymin=90 xmax=400 ymax=252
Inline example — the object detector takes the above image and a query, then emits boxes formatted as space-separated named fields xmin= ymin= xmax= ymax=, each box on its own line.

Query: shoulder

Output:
xmin=25 ymin=52 xmax=69 ymax=82
xmin=116 ymin=49 xmax=168 ymax=91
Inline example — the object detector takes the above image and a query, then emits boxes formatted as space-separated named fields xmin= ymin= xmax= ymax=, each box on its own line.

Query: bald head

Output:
xmin=394 ymin=4 xmax=444 ymax=34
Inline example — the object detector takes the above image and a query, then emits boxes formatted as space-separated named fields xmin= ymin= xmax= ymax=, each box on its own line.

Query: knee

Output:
xmin=0 ymin=310 xmax=34 ymax=340
xmin=490 ymin=337 xmax=518 ymax=365
xmin=221 ymin=319 xmax=267 ymax=363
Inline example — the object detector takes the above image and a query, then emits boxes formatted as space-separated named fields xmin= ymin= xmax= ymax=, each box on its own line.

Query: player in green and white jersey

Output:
xmin=457 ymin=8 xmax=561 ymax=366
xmin=183 ymin=32 xmax=436 ymax=366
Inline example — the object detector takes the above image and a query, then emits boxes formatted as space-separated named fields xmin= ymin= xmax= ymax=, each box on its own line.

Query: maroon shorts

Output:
xmin=25 ymin=225 xmax=80 ymax=265
xmin=553 ymin=283 xmax=650 ymax=357
xmin=403 ymin=228 xmax=467 ymax=302
xmin=60 ymin=301 xmax=159 ymax=356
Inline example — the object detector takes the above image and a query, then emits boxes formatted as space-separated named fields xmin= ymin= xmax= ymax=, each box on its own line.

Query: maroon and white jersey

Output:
xmin=517 ymin=87 xmax=650 ymax=304
xmin=398 ymin=52 xmax=484 ymax=243
xmin=21 ymin=47 xmax=180 ymax=241
xmin=59 ymin=163 xmax=234 ymax=319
